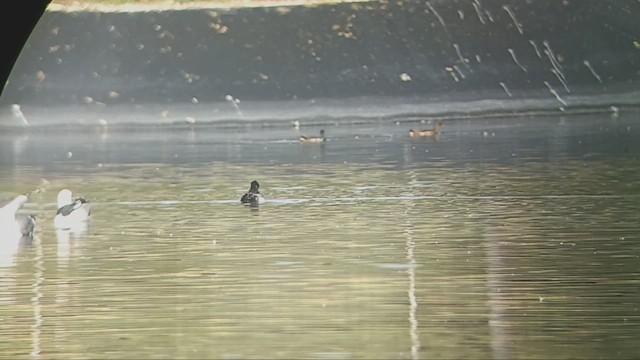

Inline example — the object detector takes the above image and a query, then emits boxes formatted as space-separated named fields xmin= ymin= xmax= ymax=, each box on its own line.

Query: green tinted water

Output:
xmin=1 ymin=114 xmax=639 ymax=359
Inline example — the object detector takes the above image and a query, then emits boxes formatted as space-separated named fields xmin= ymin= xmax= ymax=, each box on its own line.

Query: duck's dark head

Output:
xmin=75 ymin=196 xmax=88 ymax=204
xmin=250 ymin=180 xmax=260 ymax=192
xmin=320 ymin=129 xmax=325 ymax=137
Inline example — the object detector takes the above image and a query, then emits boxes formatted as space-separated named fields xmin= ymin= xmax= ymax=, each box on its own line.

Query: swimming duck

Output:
xmin=54 ymin=189 xmax=92 ymax=230
xmin=409 ymin=121 xmax=443 ymax=138
xmin=299 ymin=129 xmax=326 ymax=143
xmin=240 ymin=180 xmax=266 ymax=206
xmin=0 ymin=194 xmax=36 ymax=238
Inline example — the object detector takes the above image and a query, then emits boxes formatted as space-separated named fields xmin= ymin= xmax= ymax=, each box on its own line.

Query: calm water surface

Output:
xmin=1 ymin=112 xmax=640 ymax=359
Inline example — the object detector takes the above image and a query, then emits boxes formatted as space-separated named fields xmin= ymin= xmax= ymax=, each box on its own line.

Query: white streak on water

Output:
xmin=543 ymin=40 xmax=563 ymax=69
xmin=449 ymin=71 xmax=460 ymax=82
xmin=502 ymin=5 xmax=523 ymax=34
xmin=458 ymin=10 xmax=464 ymax=20
xmin=484 ymin=9 xmax=494 ymax=22
xmin=453 ymin=43 xmax=472 ymax=71
xmin=544 ymin=81 xmax=568 ymax=107
xmin=225 ymin=94 xmax=243 ymax=118
xmin=529 ymin=40 xmax=542 ymax=58
xmin=426 ymin=2 xmax=448 ymax=35
xmin=551 ymin=68 xmax=571 ymax=93
xmin=499 ymin=82 xmax=513 ymax=97
xmin=453 ymin=65 xmax=466 ymax=79
xmin=472 ymin=1 xmax=486 ymax=24
xmin=544 ymin=49 xmax=566 ymax=82
xmin=583 ymin=60 xmax=603 ymax=84
xmin=507 ymin=48 xmax=527 ymax=73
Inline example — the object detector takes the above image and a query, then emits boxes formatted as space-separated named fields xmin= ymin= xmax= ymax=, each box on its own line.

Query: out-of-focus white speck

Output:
xmin=399 ymin=73 xmax=412 ymax=81
xmin=11 ymin=104 xmax=29 ymax=126
xmin=499 ymin=82 xmax=513 ymax=97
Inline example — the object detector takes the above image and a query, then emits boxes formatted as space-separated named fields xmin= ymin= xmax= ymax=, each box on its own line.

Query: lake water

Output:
xmin=1 ymin=109 xmax=639 ymax=359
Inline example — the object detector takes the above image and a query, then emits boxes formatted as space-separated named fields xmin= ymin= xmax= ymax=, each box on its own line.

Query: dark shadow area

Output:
xmin=1 ymin=0 xmax=639 ymax=107
xmin=0 ymin=0 xmax=51 ymax=98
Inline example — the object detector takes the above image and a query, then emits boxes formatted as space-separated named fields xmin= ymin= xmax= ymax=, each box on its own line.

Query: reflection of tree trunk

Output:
xmin=31 ymin=234 xmax=44 ymax=358
xmin=405 ymin=169 xmax=420 ymax=360
xmin=485 ymin=224 xmax=510 ymax=360
xmin=407 ymin=229 xmax=420 ymax=359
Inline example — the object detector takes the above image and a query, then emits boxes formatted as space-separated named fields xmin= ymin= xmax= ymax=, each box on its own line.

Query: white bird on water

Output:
xmin=54 ymin=189 xmax=92 ymax=230
xmin=0 ymin=194 xmax=36 ymax=239
xmin=11 ymin=104 xmax=29 ymax=126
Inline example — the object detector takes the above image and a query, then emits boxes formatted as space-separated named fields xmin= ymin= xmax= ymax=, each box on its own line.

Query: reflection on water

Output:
xmin=0 ymin=112 xmax=639 ymax=359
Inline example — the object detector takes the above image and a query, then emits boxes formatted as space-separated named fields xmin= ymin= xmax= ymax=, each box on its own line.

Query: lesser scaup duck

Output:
xmin=0 ymin=194 xmax=36 ymax=238
xmin=299 ymin=129 xmax=326 ymax=143
xmin=240 ymin=180 xmax=266 ymax=206
xmin=54 ymin=189 xmax=92 ymax=230
xmin=409 ymin=121 xmax=443 ymax=138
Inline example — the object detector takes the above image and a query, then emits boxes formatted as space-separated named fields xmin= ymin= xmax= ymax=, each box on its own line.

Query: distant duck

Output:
xmin=54 ymin=189 xmax=92 ymax=229
xmin=409 ymin=121 xmax=443 ymax=138
xmin=240 ymin=180 xmax=266 ymax=206
xmin=0 ymin=194 xmax=36 ymax=238
xmin=299 ymin=129 xmax=326 ymax=143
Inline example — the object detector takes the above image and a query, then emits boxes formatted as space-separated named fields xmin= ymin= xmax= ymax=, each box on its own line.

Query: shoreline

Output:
xmin=2 ymin=89 xmax=637 ymax=131
xmin=46 ymin=0 xmax=372 ymax=12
